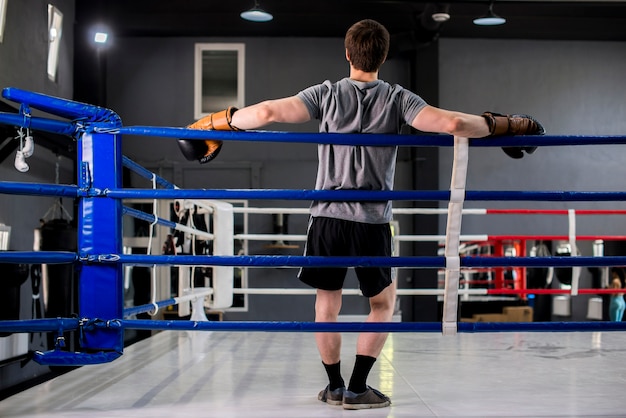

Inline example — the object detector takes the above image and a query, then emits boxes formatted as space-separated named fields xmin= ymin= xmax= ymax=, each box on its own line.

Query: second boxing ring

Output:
xmin=1 ymin=87 xmax=626 ymax=368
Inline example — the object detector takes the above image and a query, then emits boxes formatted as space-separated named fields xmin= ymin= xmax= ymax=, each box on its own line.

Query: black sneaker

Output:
xmin=343 ymin=386 xmax=391 ymax=410
xmin=318 ymin=385 xmax=345 ymax=406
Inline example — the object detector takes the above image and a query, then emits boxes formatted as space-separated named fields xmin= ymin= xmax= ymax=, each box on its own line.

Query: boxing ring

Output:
xmin=1 ymin=87 xmax=626 ymax=417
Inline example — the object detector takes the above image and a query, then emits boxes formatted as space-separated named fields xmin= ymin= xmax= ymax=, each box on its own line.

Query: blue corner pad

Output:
xmin=33 ymin=349 xmax=122 ymax=366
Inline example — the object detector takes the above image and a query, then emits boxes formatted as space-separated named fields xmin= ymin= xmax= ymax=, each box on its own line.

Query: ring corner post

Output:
xmin=77 ymin=128 xmax=124 ymax=354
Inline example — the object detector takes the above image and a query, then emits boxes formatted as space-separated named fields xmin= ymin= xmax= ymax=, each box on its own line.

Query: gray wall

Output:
xmin=0 ymin=0 xmax=75 ymax=252
xmin=439 ymin=38 xmax=626 ymax=320
xmin=0 ymin=0 xmax=74 ymax=100
xmin=0 ymin=0 xmax=75 ymax=390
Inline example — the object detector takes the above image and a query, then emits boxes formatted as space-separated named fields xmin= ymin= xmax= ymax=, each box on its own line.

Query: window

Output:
xmin=194 ymin=43 xmax=245 ymax=119
xmin=47 ymin=4 xmax=63 ymax=81
xmin=0 ymin=0 xmax=7 ymax=43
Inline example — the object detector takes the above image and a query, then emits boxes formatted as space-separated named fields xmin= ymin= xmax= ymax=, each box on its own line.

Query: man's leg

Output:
xmin=314 ymin=288 xmax=343 ymax=363
xmin=356 ymin=282 xmax=396 ymax=357
xmin=344 ymin=283 xmax=396 ymax=409
xmin=315 ymin=289 xmax=345 ymax=404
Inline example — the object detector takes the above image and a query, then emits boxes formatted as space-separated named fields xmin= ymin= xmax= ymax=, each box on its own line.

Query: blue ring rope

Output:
xmin=2 ymin=87 xmax=121 ymax=126
xmin=0 ymin=251 xmax=77 ymax=264
xmin=122 ymin=206 xmax=178 ymax=230
xmin=119 ymin=126 xmax=626 ymax=148
xmin=122 ymin=156 xmax=176 ymax=189
xmin=2 ymin=318 xmax=626 ymax=334
xmin=123 ymin=299 xmax=177 ymax=317
xmin=0 ymin=111 xmax=77 ymax=136
xmin=114 ymin=319 xmax=626 ymax=333
xmin=103 ymin=188 xmax=626 ymax=202
xmin=4 ymin=252 xmax=626 ymax=269
xmin=0 ymin=181 xmax=79 ymax=197
xmin=0 ymin=318 xmax=80 ymax=333
xmin=111 ymin=254 xmax=626 ymax=268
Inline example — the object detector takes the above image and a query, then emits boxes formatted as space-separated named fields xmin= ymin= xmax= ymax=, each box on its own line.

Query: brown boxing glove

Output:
xmin=177 ymin=107 xmax=240 ymax=164
xmin=482 ymin=112 xmax=545 ymax=159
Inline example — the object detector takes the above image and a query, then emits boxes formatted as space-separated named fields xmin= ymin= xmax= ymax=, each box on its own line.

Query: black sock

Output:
xmin=322 ymin=361 xmax=345 ymax=391
xmin=348 ymin=355 xmax=376 ymax=394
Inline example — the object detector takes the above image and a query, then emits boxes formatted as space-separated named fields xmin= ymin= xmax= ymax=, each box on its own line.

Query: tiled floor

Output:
xmin=1 ymin=329 xmax=625 ymax=417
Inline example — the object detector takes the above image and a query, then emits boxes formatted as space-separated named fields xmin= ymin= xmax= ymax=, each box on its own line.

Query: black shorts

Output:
xmin=298 ymin=216 xmax=392 ymax=297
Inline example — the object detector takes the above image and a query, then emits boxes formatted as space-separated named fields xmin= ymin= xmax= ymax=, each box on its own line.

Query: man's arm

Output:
xmin=410 ymin=106 xmax=490 ymax=138
xmin=230 ymin=96 xmax=311 ymax=130
xmin=177 ymin=96 xmax=311 ymax=163
xmin=411 ymin=105 xmax=544 ymax=159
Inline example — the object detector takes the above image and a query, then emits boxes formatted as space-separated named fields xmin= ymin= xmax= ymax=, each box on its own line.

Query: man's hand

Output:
xmin=177 ymin=107 xmax=239 ymax=164
xmin=482 ymin=112 xmax=545 ymax=159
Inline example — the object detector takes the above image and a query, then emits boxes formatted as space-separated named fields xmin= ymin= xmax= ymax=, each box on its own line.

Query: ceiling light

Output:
xmin=240 ymin=1 xmax=273 ymax=22
xmin=432 ymin=12 xmax=451 ymax=23
xmin=94 ymin=32 xmax=108 ymax=44
xmin=431 ymin=3 xmax=451 ymax=23
xmin=473 ymin=1 xmax=506 ymax=26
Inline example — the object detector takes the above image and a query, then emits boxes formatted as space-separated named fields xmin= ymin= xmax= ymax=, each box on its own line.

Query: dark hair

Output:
xmin=344 ymin=19 xmax=390 ymax=73
xmin=613 ymin=267 xmax=626 ymax=286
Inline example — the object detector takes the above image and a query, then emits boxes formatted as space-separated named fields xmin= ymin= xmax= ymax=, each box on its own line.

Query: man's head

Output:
xmin=344 ymin=19 xmax=390 ymax=73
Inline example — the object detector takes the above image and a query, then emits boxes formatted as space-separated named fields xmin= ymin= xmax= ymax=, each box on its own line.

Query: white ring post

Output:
xmin=442 ymin=136 xmax=469 ymax=336
xmin=208 ymin=201 xmax=234 ymax=309
xmin=568 ymin=209 xmax=580 ymax=295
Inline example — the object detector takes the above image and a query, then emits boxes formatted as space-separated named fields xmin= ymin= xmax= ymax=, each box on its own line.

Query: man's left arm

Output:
xmin=230 ymin=96 xmax=311 ymax=130
xmin=178 ymin=96 xmax=311 ymax=163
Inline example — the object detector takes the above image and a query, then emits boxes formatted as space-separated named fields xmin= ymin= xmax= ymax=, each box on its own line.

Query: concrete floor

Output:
xmin=1 ymin=329 xmax=625 ymax=417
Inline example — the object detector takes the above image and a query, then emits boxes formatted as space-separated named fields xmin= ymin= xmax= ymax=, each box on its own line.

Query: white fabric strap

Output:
xmin=568 ymin=209 xmax=580 ymax=295
xmin=442 ymin=137 xmax=469 ymax=335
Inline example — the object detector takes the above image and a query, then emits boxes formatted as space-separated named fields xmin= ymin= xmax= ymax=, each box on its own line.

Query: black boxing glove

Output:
xmin=482 ymin=112 xmax=545 ymax=159
xmin=177 ymin=107 xmax=239 ymax=164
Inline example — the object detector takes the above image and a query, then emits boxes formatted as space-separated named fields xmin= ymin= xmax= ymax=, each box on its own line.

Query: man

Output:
xmin=178 ymin=19 xmax=542 ymax=409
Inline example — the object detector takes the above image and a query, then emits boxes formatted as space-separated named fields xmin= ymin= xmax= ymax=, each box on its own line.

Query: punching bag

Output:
xmin=40 ymin=219 xmax=77 ymax=349
xmin=0 ymin=262 xmax=30 ymax=337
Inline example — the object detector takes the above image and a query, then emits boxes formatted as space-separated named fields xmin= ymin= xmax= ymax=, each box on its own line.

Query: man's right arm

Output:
xmin=411 ymin=105 xmax=545 ymax=159
xmin=410 ymin=106 xmax=491 ymax=138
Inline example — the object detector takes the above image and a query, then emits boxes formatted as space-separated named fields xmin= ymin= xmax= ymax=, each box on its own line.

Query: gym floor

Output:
xmin=1 ymin=328 xmax=625 ymax=417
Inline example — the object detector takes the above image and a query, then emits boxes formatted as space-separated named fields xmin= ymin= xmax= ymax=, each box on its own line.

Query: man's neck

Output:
xmin=349 ymin=68 xmax=378 ymax=82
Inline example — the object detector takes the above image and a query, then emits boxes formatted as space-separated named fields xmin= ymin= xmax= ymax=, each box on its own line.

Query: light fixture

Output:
xmin=473 ymin=1 xmax=506 ymax=26
xmin=240 ymin=1 xmax=273 ymax=22
xmin=431 ymin=4 xmax=451 ymax=23
xmin=94 ymin=32 xmax=109 ymax=44
xmin=0 ymin=0 xmax=7 ymax=43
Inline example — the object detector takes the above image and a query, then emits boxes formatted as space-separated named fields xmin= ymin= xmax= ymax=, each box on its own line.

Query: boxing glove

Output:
xmin=177 ymin=107 xmax=239 ymax=164
xmin=482 ymin=112 xmax=545 ymax=159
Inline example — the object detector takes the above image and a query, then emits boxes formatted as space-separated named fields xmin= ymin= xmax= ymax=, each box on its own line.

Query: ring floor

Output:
xmin=1 ymin=328 xmax=625 ymax=417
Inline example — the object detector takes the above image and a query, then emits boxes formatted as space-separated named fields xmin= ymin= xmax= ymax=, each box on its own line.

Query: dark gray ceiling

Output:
xmin=75 ymin=0 xmax=626 ymax=43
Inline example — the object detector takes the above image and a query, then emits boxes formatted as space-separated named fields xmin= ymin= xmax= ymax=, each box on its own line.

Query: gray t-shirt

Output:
xmin=297 ymin=78 xmax=427 ymax=223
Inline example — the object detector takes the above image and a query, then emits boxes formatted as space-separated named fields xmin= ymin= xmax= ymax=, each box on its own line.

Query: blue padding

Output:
xmin=0 ymin=112 xmax=77 ymax=136
xmin=33 ymin=349 xmax=122 ymax=366
xmin=0 ymin=251 xmax=77 ymax=264
xmin=2 ymin=87 xmax=122 ymax=125
xmin=107 ymin=254 xmax=626 ymax=268
xmin=0 ymin=181 xmax=79 ymax=197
